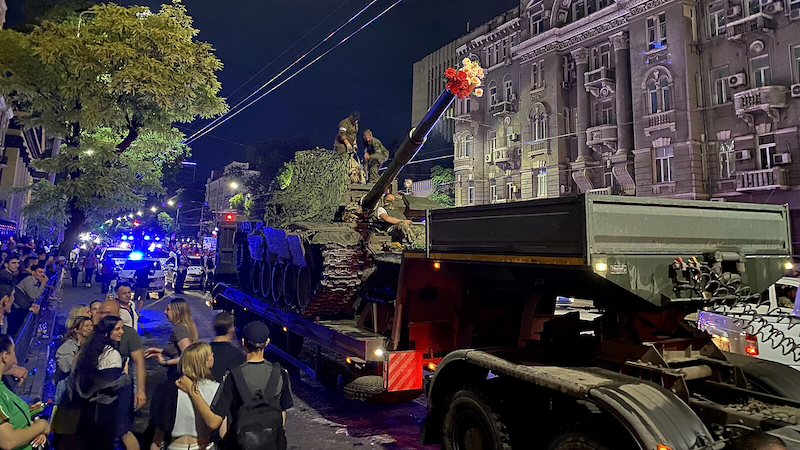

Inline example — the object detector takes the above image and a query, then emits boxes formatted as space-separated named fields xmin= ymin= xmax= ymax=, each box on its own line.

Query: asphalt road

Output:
xmin=105 ymin=286 xmax=434 ymax=450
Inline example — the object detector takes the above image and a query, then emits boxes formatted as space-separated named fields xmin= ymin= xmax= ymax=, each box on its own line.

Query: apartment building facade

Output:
xmin=434 ymin=0 xmax=800 ymax=249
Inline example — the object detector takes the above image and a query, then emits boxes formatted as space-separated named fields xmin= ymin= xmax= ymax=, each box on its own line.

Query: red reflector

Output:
xmin=745 ymin=334 xmax=759 ymax=356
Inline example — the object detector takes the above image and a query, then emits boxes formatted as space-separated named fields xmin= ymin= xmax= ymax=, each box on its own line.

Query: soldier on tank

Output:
xmin=371 ymin=193 xmax=413 ymax=244
xmin=334 ymin=111 xmax=360 ymax=154
xmin=363 ymin=129 xmax=389 ymax=184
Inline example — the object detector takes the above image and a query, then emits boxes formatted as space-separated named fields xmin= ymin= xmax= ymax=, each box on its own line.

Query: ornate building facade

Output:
xmin=432 ymin=0 xmax=800 ymax=250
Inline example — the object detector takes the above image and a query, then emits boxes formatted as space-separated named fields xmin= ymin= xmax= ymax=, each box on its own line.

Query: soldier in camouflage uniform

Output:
xmin=334 ymin=111 xmax=360 ymax=154
xmin=363 ymin=129 xmax=389 ymax=183
xmin=371 ymin=193 xmax=413 ymax=244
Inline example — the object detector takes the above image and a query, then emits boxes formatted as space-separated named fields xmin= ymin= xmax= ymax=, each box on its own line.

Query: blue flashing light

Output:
xmin=155 ymin=237 xmax=161 ymax=241
xmin=121 ymin=235 xmax=128 ymax=241
xmin=144 ymin=235 xmax=151 ymax=241
xmin=129 ymin=251 xmax=144 ymax=261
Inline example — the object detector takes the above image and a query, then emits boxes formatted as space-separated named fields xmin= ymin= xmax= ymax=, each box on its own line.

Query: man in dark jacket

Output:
xmin=333 ymin=111 xmax=360 ymax=155
xmin=363 ymin=129 xmax=389 ymax=183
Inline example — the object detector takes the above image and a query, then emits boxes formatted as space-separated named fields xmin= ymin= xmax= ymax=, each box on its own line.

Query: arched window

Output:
xmin=503 ymin=75 xmax=514 ymax=101
xmin=530 ymin=103 xmax=548 ymax=141
xmin=643 ymin=68 xmax=673 ymax=114
xmin=488 ymin=81 xmax=498 ymax=105
xmin=463 ymin=133 xmax=473 ymax=157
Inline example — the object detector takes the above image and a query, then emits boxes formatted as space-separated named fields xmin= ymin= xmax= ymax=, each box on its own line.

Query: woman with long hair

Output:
xmin=68 ymin=316 xmax=128 ymax=450
xmin=64 ymin=303 xmax=90 ymax=331
xmin=146 ymin=297 xmax=198 ymax=379
xmin=0 ymin=334 xmax=50 ymax=449
xmin=151 ymin=342 xmax=221 ymax=450
xmin=54 ymin=316 xmax=93 ymax=402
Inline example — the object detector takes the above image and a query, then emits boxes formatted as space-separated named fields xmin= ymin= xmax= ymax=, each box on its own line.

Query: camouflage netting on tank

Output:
xmin=264 ymin=150 xmax=349 ymax=228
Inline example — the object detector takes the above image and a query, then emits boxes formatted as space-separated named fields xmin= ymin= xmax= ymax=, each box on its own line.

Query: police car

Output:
xmin=100 ymin=247 xmax=133 ymax=275
xmin=165 ymin=255 xmax=204 ymax=289
xmin=117 ymin=253 xmax=166 ymax=298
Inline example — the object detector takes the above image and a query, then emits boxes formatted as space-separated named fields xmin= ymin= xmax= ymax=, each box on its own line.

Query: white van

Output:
xmin=697 ymin=277 xmax=800 ymax=370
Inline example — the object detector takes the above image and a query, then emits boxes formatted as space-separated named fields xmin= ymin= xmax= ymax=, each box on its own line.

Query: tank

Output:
xmin=234 ymin=91 xmax=454 ymax=317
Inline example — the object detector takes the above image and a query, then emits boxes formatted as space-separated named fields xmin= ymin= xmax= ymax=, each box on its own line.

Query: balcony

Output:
xmin=737 ymin=167 xmax=788 ymax=191
xmin=527 ymin=140 xmax=549 ymax=157
xmin=587 ymin=187 xmax=612 ymax=195
xmin=643 ymin=110 xmax=675 ymax=136
xmin=453 ymin=157 xmax=473 ymax=171
xmin=726 ymin=13 xmax=774 ymax=41
xmin=490 ymin=96 xmax=518 ymax=117
xmin=584 ymin=67 xmax=616 ymax=99
xmin=586 ymin=125 xmax=617 ymax=151
xmin=490 ymin=147 xmax=521 ymax=171
xmin=733 ymin=85 xmax=788 ymax=124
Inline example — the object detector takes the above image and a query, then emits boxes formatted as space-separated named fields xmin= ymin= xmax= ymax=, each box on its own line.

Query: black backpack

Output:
xmin=229 ymin=362 xmax=286 ymax=450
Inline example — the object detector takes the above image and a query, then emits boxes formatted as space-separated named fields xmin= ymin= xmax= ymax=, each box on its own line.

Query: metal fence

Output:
xmin=13 ymin=272 xmax=61 ymax=364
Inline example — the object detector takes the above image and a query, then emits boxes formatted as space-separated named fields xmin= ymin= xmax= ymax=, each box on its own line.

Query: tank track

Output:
xmin=302 ymin=243 xmax=367 ymax=317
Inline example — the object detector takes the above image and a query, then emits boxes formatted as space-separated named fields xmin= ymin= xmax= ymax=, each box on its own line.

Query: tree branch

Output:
xmin=116 ymin=126 xmax=139 ymax=154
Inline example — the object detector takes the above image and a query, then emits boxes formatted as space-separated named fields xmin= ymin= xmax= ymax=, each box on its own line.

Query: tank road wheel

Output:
xmin=250 ymin=259 xmax=262 ymax=295
xmin=296 ymin=266 xmax=313 ymax=310
xmin=236 ymin=244 xmax=252 ymax=293
xmin=271 ymin=263 xmax=284 ymax=304
xmin=283 ymin=265 xmax=298 ymax=307
xmin=343 ymin=375 xmax=386 ymax=402
xmin=443 ymin=388 xmax=512 ymax=450
xmin=260 ymin=261 xmax=271 ymax=299
xmin=235 ymin=241 xmax=247 ymax=269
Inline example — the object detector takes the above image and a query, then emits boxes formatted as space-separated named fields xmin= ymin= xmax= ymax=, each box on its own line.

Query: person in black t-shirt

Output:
xmin=209 ymin=312 xmax=245 ymax=382
xmin=177 ymin=321 xmax=293 ymax=448
xmin=133 ymin=265 xmax=151 ymax=312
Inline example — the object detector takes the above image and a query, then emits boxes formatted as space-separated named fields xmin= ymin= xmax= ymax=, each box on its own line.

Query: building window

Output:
xmin=489 ymin=82 xmax=498 ymax=105
xmin=464 ymin=134 xmax=473 ymax=157
xmin=468 ymin=186 xmax=475 ymax=204
xmin=501 ymin=38 xmax=509 ymax=60
xmin=486 ymin=47 xmax=493 ymax=67
xmin=490 ymin=182 xmax=498 ymax=202
xmin=746 ymin=0 xmax=762 ymax=15
xmin=647 ymin=12 xmax=668 ymax=50
xmin=530 ymin=105 xmax=548 ymax=141
xmin=592 ymin=101 xmax=613 ymax=126
xmin=719 ymin=140 xmax=736 ymax=179
xmin=504 ymin=77 xmax=514 ymax=101
xmin=708 ymin=2 xmax=726 ymax=37
xmin=750 ymin=55 xmax=771 ymax=88
xmin=590 ymin=43 xmax=612 ymax=71
xmin=758 ymin=135 xmax=776 ymax=169
xmin=645 ymin=69 xmax=673 ymax=114
xmin=792 ymin=45 xmax=800 ymax=84
xmin=790 ymin=0 xmax=800 ymax=11
xmin=505 ymin=182 xmax=514 ymax=201
xmin=574 ymin=0 xmax=587 ymax=20
xmin=563 ymin=108 xmax=571 ymax=134
xmin=655 ymin=146 xmax=674 ymax=183
xmin=494 ymin=43 xmax=501 ymax=64
xmin=531 ymin=12 xmax=545 ymax=35
xmin=531 ymin=61 xmax=545 ymax=90
xmin=711 ymin=66 xmax=731 ymax=105
xmin=488 ymin=130 xmax=498 ymax=151
xmin=535 ymin=169 xmax=547 ymax=198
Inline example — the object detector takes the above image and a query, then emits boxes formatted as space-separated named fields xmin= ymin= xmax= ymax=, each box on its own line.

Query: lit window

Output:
xmin=655 ymin=146 xmax=674 ymax=183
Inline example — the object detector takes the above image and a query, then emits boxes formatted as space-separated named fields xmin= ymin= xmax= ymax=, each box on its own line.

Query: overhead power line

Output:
xmin=184 ymin=0 xmax=389 ymax=144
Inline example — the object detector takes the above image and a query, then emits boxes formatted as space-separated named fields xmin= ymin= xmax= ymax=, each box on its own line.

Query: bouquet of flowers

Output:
xmin=444 ymin=58 xmax=485 ymax=99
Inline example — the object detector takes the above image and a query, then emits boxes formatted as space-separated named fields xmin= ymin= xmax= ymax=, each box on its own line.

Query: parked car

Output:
xmin=117 ymin=258 xmax=166 ymax=298
xmin=697 ymin=277 xmax=800 ymax=370
xmin=165 ymin=255 xmax=204 ymax=289
xmin=100 ymin=247 xmax=133 ymax=275
xmin=147 ymin=250 xmax=171 ymax=268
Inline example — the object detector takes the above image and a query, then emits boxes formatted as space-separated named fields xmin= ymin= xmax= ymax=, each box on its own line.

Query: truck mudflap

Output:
xmin=426 ymin=349 xmax=717 ymax=450
xmin=385 ymin=350 xmax=423 ymax=392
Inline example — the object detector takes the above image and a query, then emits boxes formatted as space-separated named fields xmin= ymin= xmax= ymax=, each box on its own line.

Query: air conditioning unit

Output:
xmin=790 ymin=8 xmax=800 ymax=20
xmin=560 ymin=185 xmax=572 ymax=194
xmin=791 ymin=84 xmax=800 ymax=98
xmin=763 ymin=2 xmax=782 ymax=13
xmin=509 ymin=93 xmax=517 ymax=102
xmin=773 ymin=153 xmax=792 ymax=165
xmin=509 ymin=133 xmax=520 ymax=141
xmin=485 ymin=154 xmax=492 ymax=163
xmin=726 ymin=5 xmax=741 ymax=16
xmin=734 ymin=149 xmax=750 ymax=160
xmin=728 ymin=73 xmax=746 ymax=87
xmin=560 ymin=81 xmax=571 ymax=90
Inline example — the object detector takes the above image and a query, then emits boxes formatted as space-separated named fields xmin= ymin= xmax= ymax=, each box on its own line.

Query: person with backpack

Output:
xmin=176 ymin=321 xmax=293 ymax=450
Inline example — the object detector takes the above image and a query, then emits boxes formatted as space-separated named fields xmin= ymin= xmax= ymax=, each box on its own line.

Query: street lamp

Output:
xmin=229 ymin=181 xmax=239 ymax=189
xmin=150 ymin=206 xmax=157 ymax=213
xmin=167 ymin=200 xmax=175 ymax=207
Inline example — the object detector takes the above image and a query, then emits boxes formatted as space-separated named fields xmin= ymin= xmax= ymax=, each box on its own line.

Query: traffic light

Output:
xmin=224 ymin=213 xmax=235 ymax=222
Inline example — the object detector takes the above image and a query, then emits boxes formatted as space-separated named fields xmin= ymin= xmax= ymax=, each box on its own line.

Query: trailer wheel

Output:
xmin=442 ymin=388 xmax=511 ymax=450
xmin=343 ymin=375 xmax=386 ymax=402
xmin=546 ymin=427 xmax=613 ymax=450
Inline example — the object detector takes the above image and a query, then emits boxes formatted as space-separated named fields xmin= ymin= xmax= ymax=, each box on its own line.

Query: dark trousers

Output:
xmin=83 ymin=268 xmax=95 ymax=284
xmin=203 ymin=271 xmax=215 ymax=291
xmin=70 ymin=268 xmax=80 ymax=287
xmin=175 ymin=271 xmax=186 ymax=293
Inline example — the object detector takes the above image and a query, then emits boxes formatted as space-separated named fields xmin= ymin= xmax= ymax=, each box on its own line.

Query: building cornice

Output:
xmin=514 ymin=0 xmax=670 ymax=61
xmin=459 ymin=19 xmax=522 ymax=55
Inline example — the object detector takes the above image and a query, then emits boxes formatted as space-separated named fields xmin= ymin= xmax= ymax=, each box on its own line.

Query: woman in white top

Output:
xmin=151 ymin=342 xmax=221 ymax=450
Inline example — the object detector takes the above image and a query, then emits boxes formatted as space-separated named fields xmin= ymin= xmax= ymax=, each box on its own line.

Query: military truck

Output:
xmin=211 ymin=89 xmax=800 ymax=448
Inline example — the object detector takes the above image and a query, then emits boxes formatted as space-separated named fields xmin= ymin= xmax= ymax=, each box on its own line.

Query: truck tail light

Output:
xmin=745 ymin=334 xmax=759 ymax=356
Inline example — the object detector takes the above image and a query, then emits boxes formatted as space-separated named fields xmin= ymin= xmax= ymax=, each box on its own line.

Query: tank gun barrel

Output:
xmin=361 ymin=90 xmax=455 ymax=210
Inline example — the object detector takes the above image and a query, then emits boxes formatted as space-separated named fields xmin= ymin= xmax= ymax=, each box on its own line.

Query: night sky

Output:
xmin=6 ymin=0 xmax=518 ymax=180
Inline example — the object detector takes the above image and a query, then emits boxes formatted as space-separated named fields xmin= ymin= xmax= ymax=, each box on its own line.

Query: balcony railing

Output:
xmin=587 ymin=187 xmax=612 ymax=195
xmin=527 ymin=140 xmax=549 ymax=157
xmin=737 ymin=167 xmax=788 ymax=191
xmin=643 ymin=110 xmax=676 ymax=136
xmin=454 ymin=157 xmax=472 ymax=171
xmin=733 ymin=85 xmax=788 ymax=117
xmin=491 ymin=147 xmax=521 ymax=170
xmin=726 ymin=13 xmax=773 ymax=40
xmin=490 ymin=98 xmax=517 ymax=116
xmin=586 ymin=125 xmax=617 ymax=148
xmin=584 ymin=67 xmax=615 ymax=85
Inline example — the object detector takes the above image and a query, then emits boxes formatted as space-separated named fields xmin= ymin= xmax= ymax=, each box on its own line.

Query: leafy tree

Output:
xmin=0 ymin=1 xmax=226 ymax=254
xmin=157 ymin=212 xmax=177 ymax=234
xmin=427 ymin=165 xmax=455 ymax=207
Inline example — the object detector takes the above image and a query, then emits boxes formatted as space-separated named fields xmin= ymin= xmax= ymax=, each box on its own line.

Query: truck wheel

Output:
xmin=546 ymin=424 xmax=614 ymax=450
xmin=726 ymin=352 xmax=800 ymax=400
xmin=343 ymin=375 xmax=385 ymax=402
xmin=443 ymin=388 xmax=511 ymax=450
